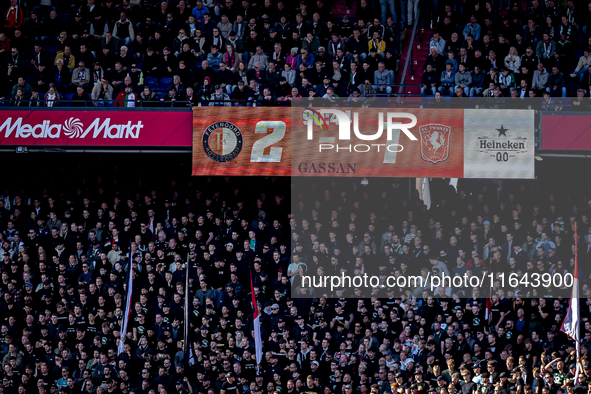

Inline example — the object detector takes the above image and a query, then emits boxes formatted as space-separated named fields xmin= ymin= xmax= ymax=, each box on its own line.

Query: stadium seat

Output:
xmin=62 ymin=93 xmax=74 ymax=107
xmin=159 ymin=77 xmax=173 ymax=90
xmin=145 ymin=77 xmax=159 ymax=91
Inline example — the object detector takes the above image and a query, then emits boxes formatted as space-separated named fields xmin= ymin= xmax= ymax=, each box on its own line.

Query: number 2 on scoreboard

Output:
xmin=250 ymin=121 xmax=286 ymax=162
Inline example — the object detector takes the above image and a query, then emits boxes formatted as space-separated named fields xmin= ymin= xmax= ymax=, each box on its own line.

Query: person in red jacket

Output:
xmin=4 ymin=0 xmax=23 ymax=33
xmin=0 ymin=33 xmax=10 ymax=55
xmin=114 ymin=85 xmax=138 ymax=107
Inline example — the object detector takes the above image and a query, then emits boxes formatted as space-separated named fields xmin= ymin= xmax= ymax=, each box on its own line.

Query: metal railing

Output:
xmin=0 ymin=88 xmax=428 ymax=108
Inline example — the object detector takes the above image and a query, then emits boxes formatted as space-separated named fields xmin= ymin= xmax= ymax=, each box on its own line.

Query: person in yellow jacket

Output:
xmin=54 ymin=46 xmax=76 ymax=70
xmin=368 ymin=32 xmax=386 ymax=58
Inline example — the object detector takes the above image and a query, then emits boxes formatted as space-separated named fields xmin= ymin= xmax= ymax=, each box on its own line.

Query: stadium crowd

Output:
xmin=421 ymin=0 xmax=591 ymax=99
xmin=0 ymin=170 xmax=589 ymax=394
xmin=0 ymin=0 xmax=402 ymax=107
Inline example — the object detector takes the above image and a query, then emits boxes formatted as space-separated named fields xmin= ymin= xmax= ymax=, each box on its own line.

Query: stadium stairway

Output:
xmin=398 ymin=27 xmax=434 ymax=97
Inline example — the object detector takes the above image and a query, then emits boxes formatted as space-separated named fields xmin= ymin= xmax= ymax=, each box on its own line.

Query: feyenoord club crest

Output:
xmin=419 ymin=124 xmax=451 ymax=164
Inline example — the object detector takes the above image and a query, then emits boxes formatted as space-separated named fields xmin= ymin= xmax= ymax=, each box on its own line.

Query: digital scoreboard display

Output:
xmin=192 ymin=107 xmax=535 ymax=179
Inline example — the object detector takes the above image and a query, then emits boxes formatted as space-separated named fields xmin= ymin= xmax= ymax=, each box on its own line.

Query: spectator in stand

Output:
xmin=504 ymin=47 xmax=522 ymax=74
xmin=532 ymin=63 xmax=550 ymax=95
xmin=192 ymin=0 xmax=210 ymax=22
xmin=521 ymin=47 xmax=540 ymax=72
xmin=373 ymin=61 xmax=393 ymax=96
xmin=4 ymin=0 xmax=23 ymax=35
xmin=470 ymin=66 xmax=486 ymax=96
xmin=463 ymin=15 xmax=482 ymax=41
xmin=112 ymin=12 xmax=135 ymax=47
xmin=498 ymin=68 xmax=516 ymax=96
xmin=302 ymin=32 xmax=321 ymax=56
xmin=114 ymin=84 xmax=138 ymax=107
xmin=44 ymin=85 xmax=60 ymax=107
xmin=424 ymin=46 xmax=446 ymax=74
xmin=421 ymin=64 xmax=438 ymax=96
xmin=54 ymin=46 xmax=76 ymax=71
xmin=572 ymin=50 xmax=591 ymax=79
xmin=72 ymin=61 xmax=91 ymax=91
xmin=368 ymin=32 xmax=386 ymax=58
xmin=548 ymin=65 xmax=566 ymax=97
xmin=454 ymin=64 xmax=472 ymax=96
xmin=210 ymin=84 xmax=231 ymax=106
xmin=430 ymin=33 xmax=446 ymax=55
xmin=33 ymin=64 xmax=50 ymax=92
xmin=11 ymin=76 xmax=32 ymax=100
xmin=580 ymin=67 xmax=591 ymax=91
xmin=70 ymin=85 xmax=90 ymax=107
xmin=207 ymin=46 xmax=223 ymax=72
xmin=49 ymin=59 xmax=71 ymax=93
xmin=296 ymin=48 xmax=315 ymax=69
xmin=140 ymin=86 xmax=158 ymax=107
xmin=248 ymin=46 xmax=269 ymax=70
xmin=536 ymin=33 xmax=556 ymax=69
xmin=91 ymin=77 xmax=114 ymax=106
xmin=439 ymin=63 xmax=456 ymax=95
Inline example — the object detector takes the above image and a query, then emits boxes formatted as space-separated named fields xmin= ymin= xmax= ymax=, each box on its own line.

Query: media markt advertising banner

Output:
xmin=0 ymin=109 xmax=193 ymax=146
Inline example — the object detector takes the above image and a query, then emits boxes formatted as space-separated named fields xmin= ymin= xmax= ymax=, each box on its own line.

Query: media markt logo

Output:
xmin=419 ymin=124 xmax=451 ymax=164
xmin=63 ymin=118 xmax=84 ymax=138
xmin=0 ymin=117 xmax=144 ymax=139
xmin=477 ymin=124 xmax=528 ymax=162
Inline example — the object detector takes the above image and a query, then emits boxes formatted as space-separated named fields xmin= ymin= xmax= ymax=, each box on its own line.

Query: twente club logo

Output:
xmin=419 ymin=124 xmax=451 ymax=164
xmin=202 ymin=121 xmax=244 ymax=162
